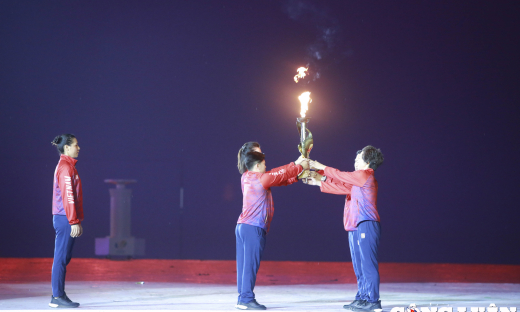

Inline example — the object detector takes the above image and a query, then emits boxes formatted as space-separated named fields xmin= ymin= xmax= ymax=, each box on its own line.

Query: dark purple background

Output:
xmin=1 ymin=1 xmax=518 ymax=264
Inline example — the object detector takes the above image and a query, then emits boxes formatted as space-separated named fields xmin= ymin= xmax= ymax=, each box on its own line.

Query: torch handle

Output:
xmin=300 ymin=122 xmax=306 ymax=150
xmin=297 ymin=117 xmax=311 ymax=158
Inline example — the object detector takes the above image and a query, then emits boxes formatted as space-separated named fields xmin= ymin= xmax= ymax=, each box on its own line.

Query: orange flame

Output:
xmin=299 ymin=91 xmax=312 ymax=118
xmin=294 ymin=67 xmax=308 ymax=83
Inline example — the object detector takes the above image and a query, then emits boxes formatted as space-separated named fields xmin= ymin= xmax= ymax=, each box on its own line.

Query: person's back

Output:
xmin=350 ymin=171 xmax=378 ymax=224
xmin=238 ymin=171 xmax=273 ymax=232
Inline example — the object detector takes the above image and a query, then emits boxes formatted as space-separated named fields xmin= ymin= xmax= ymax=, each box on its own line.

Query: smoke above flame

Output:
xmin=299 ymin=91 xmax=312 ymax=118
xmin=294 ymin=67 xmax=308 ymax=83
xmin=285 ymin=1 xmax=350 ymax=82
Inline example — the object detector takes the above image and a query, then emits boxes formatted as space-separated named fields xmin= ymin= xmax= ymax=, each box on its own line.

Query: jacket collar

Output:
xmin=60 ymin=154 xmax=78 ymax=166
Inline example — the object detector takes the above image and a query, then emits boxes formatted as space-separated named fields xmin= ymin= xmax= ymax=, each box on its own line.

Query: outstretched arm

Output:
xmin=310 ymin=160 xmax=370 ymax=187
xmin=320 ymin=180 xmax=352 ymax=195
xmin=260 ymin=163 xmax=303 ymax=188
xmin=323 ymin=167 xmax=370 ymax=187
xmin=303 ymin=171 xmax=353 ymax=195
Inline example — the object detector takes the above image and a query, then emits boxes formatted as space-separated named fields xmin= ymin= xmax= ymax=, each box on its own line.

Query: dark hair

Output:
xmin=51 ymin=134 xmax=76 ymax=154
xmin=237 ymin=141 xmax=261 ymax=174
xmin=358 ymin=145 xmax=384 ymax=170
xmin=244 ymin=151 xmax=265 ymax=171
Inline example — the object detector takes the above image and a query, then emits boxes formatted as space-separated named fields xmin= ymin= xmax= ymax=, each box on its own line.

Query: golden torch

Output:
xmin=297 ymin=91 xmax=313 ymax=158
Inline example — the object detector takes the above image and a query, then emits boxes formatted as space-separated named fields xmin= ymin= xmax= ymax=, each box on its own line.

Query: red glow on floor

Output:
xmin=1 ymin=258 xmax=519 ymax=284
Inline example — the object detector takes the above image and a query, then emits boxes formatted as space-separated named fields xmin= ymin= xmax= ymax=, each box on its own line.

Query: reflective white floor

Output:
xmin=0 ymin=282 xmax=518 ymax=311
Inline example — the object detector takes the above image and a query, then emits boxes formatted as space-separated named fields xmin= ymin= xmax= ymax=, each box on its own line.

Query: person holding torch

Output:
xmin=303 ymin=146 xmax=384 ymax=312
xmin=235 ymin=143 xmax=309 ymax=310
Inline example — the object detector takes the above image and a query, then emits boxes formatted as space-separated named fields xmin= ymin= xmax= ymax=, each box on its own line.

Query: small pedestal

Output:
xmin=95 ymin=236 xmax=145 ymax=257
xmin=95 ymin=179 xmax=145 ymax=258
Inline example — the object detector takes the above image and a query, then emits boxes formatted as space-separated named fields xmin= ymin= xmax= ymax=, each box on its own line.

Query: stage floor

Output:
xmin=0 ymin=259 xmax=519 ymax=311
xmin=1 ymin=282 xmax=519 ymax=311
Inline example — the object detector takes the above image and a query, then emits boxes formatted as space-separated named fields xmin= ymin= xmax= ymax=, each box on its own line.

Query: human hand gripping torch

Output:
xmin=297 ymin=91 xmax=313 ymax=179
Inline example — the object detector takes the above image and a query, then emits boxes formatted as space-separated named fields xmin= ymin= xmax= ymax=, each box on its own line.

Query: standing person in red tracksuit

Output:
xmin=304 ymin=145 xmax=384 ymax=312
xmin=49 ymin=134 xmax=83 ymax=308
xmin=235 ymin=144 xmax=309 ymax=310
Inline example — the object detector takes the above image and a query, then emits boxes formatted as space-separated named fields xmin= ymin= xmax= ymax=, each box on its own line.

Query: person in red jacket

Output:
xmin=49 ymin=134 xmax=83 ymax=308
xmin=235 ymin=145 xmax=309 ymax=310
xmin=304 ymin=146 xmax=384 ymax=312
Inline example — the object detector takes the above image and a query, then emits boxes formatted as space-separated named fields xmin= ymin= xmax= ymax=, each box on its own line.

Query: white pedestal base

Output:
xmin=95 ymin=237 xmax=145 ymax=256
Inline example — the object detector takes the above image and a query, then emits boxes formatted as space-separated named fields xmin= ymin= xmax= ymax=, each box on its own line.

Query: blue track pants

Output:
xmin=348 ymin=220 xmax=381 ymax=303
xmin=51 ymin=215 xmax=76 ymax=298
xmin=235 ymin=223 xmax=266 ymax=304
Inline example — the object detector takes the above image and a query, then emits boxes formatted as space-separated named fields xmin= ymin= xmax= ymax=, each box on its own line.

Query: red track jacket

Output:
xmin=237 ymin=162 xmax=302 ymax=233
xmin=320 ymin=167 xmax=379 ymax=231
xmin=52 ymin=155 xmax=83 ymax=225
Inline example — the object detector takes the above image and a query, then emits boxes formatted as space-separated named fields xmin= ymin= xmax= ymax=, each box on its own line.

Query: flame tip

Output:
xmin=294 ymin=67 xmax=309 ymax=83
